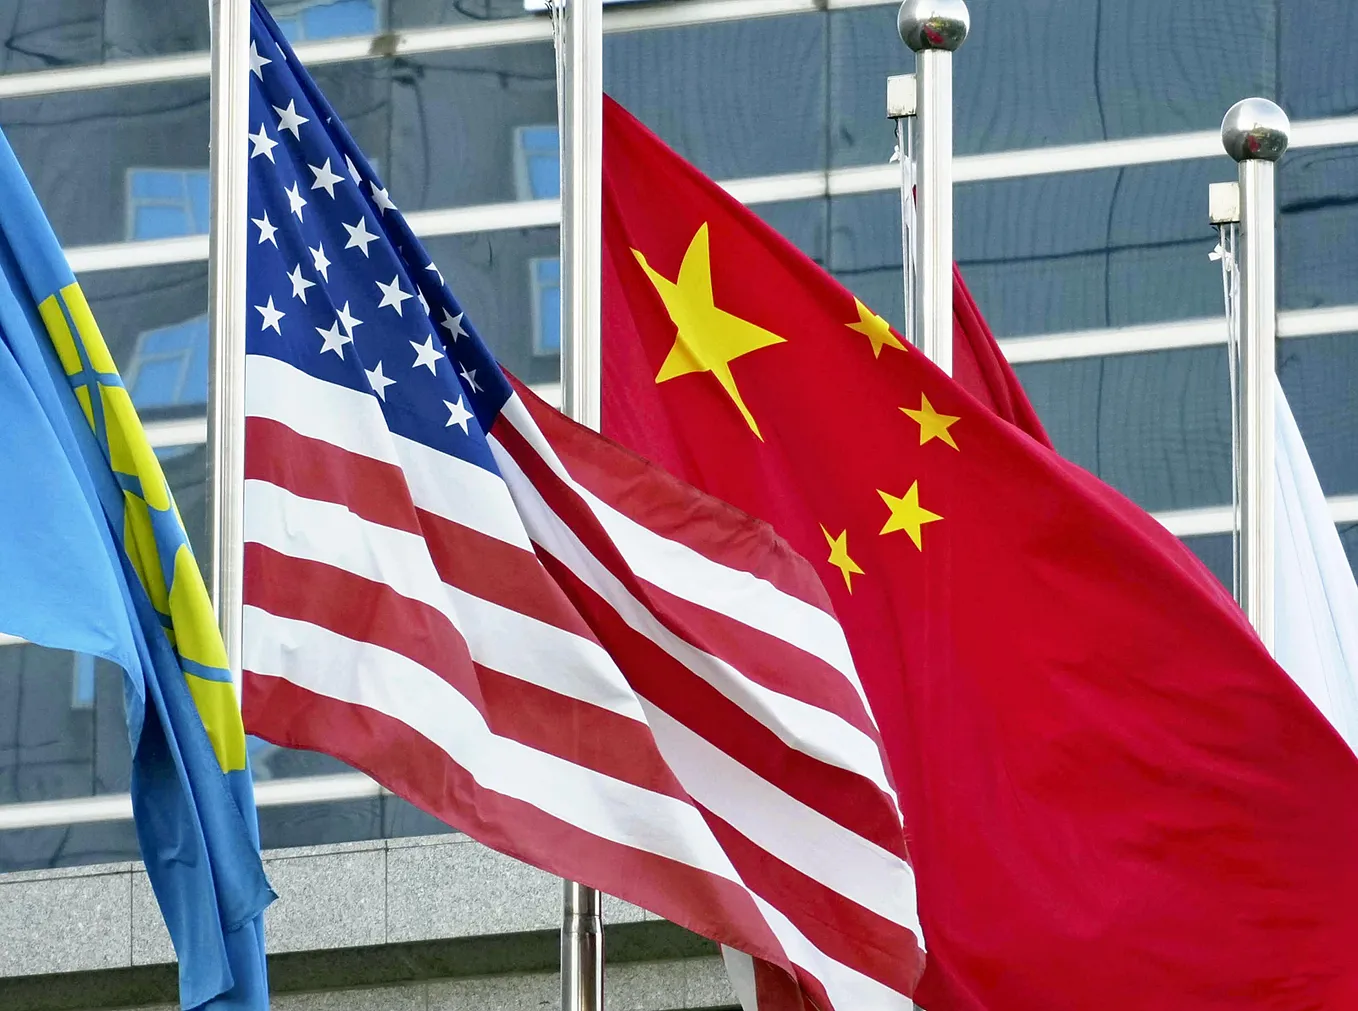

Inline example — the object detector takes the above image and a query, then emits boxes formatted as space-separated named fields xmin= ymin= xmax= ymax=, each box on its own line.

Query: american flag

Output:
xmin=239 ymin=4 xmax=923 ymax=1007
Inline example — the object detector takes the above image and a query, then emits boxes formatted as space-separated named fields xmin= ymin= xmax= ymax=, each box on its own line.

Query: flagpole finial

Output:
xmin=1221 ymin=98 xmax=1290 ymax=163
xmin=897 ymin=0 xmax=970 ymax=53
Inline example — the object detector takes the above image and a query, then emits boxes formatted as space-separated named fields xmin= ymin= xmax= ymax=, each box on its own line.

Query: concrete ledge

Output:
xmin=0 ymin=836 xmax=731 ymax=1011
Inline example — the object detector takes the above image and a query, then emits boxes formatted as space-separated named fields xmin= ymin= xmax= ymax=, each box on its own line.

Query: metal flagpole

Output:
xmin=558 ymin=0 xmax=606 ymax=1009
xmin=1220 ymin=98 xmax=1290 ymax=651
xmin=897 ymin=0 xmax=968 ymax=374
xmin=206 ymin=0 xmax=253 ymax=690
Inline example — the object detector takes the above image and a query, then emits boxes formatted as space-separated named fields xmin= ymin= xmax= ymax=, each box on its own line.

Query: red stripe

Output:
xmin=539 ymin=548 xmax=908 ymax=858
xmin=246 ymin=416 xmax=419 ymax=534
xmin=491 ymin=421 xmax=905 ymax=853
xmin=753 ymin=957 xmax=814 ymax=1011
xmin=492 ymin=416 xmax=883 ymax=744
xmin=249 ymin=412 xmax=600 ymax=645
xmin=703 ymin=809 xmax=924 ymax=996
xmin=506 ymin=381 xmax=834 ymax=616
xmin=415 ymin=505 xmax=598 ymax=643
xmin=241 ymin=672 xmax=792 ymax=971
xmin=244 ymin=543 xmax=684 ymax=800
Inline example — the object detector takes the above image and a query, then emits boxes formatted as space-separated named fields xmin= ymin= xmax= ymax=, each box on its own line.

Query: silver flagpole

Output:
xmin=207 ymin=0 xmax=252 ymax=690
xmin=559 ymin=0 xmax=605 ymax=1009
xmin=897 ymin=0 xmax=968 ymax=374
xmin=1220 ymin=98 xmax=1290 ymax=651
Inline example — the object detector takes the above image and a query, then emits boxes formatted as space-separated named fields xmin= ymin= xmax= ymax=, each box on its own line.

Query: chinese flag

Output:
xmin=600 ymin=96 xmax=1358 ymax=1010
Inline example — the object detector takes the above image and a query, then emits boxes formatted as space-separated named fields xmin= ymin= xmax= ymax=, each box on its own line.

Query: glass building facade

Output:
xmin=1 ymin=0 xmax=1356 ymax=874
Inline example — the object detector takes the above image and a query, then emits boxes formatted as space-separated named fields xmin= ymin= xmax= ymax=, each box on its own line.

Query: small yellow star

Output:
xmin=901 ymin=393 xmax=960 ymax=450
xmin=846 ymin=298 xmax=906 ymax=358
xmin=820 ymin=525 xmax=865 ymax=593
xmin=877 ymin=482 xmax=942 ymax=550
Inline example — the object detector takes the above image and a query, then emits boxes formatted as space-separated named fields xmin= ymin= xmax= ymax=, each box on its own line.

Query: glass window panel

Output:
xmin=953 ymin=161 xmax=1236 ymax=337
xmin=388 ymin=0 xmax=542 ymax=29
xmin=1012 ymin=347 xmax=1232 ymax=513
xmin=1341 ymin=524 xmax=1358 ymax=578
xmin=1280 ymin=145 xmax=1358 ymax=312
xmin=0 ymin=4 xmax=208 ymax=75
xmin=1278 ymin=332 xmax=1358 ymax=498
xmin=77 ymin=264 xmax=208 ymax=417
xmin=830 ymin=1 xmax=1274 ymax=165
xmin=1279 ymin=0 xmax=1358 ymax=121
xmin=0 ymin=818 xmax=143 ymax=874
xmin=132 ymin=204 xmax=192 ymax=240
xmin=1181 ymin=533 xmax=1232 ymax=590
xmin=0 ymin=80 xmax=209 ymax=249
xmin=605 ymin=14 xmax=827 ymax=181
xmin=306 ymin=43 xmax=557 ymax=214
xmin=421 ymin=226 xmax=559 ymax=386
xmin=129 ymin=168 xmax=187 ymax=201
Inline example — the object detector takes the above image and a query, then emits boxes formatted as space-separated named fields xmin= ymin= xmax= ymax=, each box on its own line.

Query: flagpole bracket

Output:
xmin=886 ymin=73 xmax=917 ymax=120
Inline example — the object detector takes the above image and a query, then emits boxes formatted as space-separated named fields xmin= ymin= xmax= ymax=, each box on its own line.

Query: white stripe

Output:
xmin=720 ymin=947 xmax=760 ymax=1011
xmin=489 ymin=436 xmax=898 ymax=801
xmin=245 ymin=479 xmax=646 ymax=722
xmin=645 ymin=705 xmax=921 ymax=939
xmin=499 ymin=394 xmax=872 ymax=714
xmin=243 ymin=606 xmax=740 ymax=880
xmin=751 ymin=894 xmax=917 ymax=1011
xmin=245 ymin=611 xmax=908 ymax=1007
xmin=246 ymin=353 xmax=530 ymax=549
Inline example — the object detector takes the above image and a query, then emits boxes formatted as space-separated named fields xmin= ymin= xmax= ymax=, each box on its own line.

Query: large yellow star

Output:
xmin=846 ymin=298 xmax=906 ymax=358
xmin=632 ymin=223 xmax=786 ymax=439
xmin=901 ymin=393 xmax=960 ymax=449
xmin=820 ymin=525 xmax=865 ymax=593
xmin=877 ymin=482 xmax=942 ymax=550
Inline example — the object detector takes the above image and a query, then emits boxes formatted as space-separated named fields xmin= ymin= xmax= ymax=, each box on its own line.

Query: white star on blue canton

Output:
xmin=444 ymin=395 xmax=473 ymax=434
xmin=345 ymin=154 xmax=361 ymax=184
xmin=316 ymin=320 xmax=351 ymax=358
xmin=309 ymin=242 xmax=331 ymax=281
xmin=370 ymin=182 xmax=397 ymax=213
xmin=410 ymin=335 xmax=444 ymax=374
xmin=417 ymin=290 xmax=430 ymax=315
xmin=285 ymin=181 xmax=307 ymax=221
xmin=249 ymin=124 xmax=278 ymax=162
xmin=366 ymin=361 xmax=396 ymax=401
xmin=249 ymin=40 xmax=271 ymax=78
xmin=438 ymin=309 xmax=466 ymax=342
xmin=287 ymin=263 xmax=315 ymax=303
xmin=256 ymin=295 xmax=285 ymax=334
xmin=252 ymin=211 xmax=278 ymax=246
xmin=458 ymin=364 xmax=482 ymax=393
xmin=274 ymin=99 xmax=309 ymax=140
xmin=343 ymin=216 xmax=378 ymax=256
xmin=426 ymin=263 xmax=444 ymax=286
xmin=336 ymin=300 xmax=364 ymax=339
xmin=376 ymin=275 xmax=413 ymax=315
xmin=309 ymin=158 xmax=344 ymax=198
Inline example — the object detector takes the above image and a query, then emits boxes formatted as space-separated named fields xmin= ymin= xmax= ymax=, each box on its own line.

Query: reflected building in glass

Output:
xmin=0 ymin=1 xmax=1355 ymax=1008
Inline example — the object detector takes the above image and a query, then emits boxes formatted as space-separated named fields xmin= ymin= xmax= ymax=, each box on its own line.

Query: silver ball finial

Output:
xmin=898 ymin=0 xmax=970 ymax=53
xmin=1220 ymin=98 xmax=1290 ymax=163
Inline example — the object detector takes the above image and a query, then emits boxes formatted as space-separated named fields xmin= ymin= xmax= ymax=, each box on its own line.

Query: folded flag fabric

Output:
xmin=599 ymin=94 xmax=1358 ymax=1010
xmin=237 ymin=4 xmax=923 ymax=1007
xmin=0 ymin=118 xmax=271 ymax=1010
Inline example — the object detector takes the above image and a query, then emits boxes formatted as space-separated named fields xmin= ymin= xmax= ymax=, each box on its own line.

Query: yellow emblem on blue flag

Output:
xmin=38 ymin=281 xmax=246 ymax=773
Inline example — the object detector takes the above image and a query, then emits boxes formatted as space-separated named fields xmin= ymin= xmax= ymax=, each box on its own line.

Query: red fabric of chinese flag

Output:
xmin=600 ymin=95 xmax=1358 ymax=1010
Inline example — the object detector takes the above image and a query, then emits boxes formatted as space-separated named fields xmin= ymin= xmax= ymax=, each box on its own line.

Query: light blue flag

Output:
xmin=1274 ymin=376 xmax=1358 ymax=754
xmin=0 ymin=123 xmax=273 ymax=1010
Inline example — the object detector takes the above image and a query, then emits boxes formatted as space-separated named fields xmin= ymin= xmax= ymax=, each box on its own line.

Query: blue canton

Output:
xmin=247 ymin=1 xmax=513 ymax=478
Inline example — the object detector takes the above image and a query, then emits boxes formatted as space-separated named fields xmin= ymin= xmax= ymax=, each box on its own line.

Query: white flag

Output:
xmin=1274 ymin=376 xmax=1358 ymax=753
